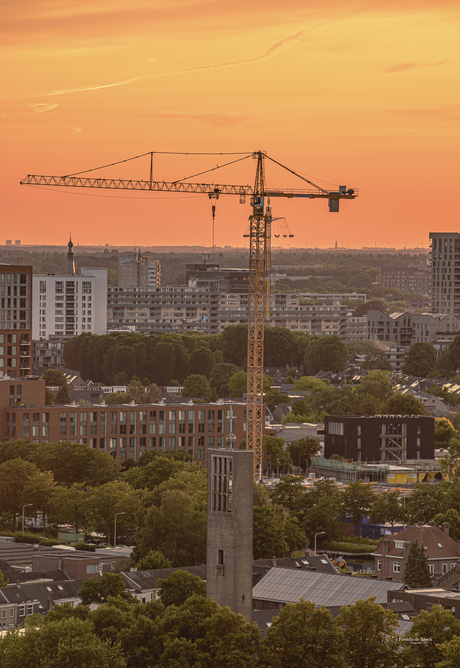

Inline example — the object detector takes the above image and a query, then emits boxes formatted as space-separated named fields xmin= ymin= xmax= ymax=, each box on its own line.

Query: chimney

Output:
xmin=381 ymin=537 xmax=389 ymax=556
xmin=442 ymin=522 xmax=450 ymax=537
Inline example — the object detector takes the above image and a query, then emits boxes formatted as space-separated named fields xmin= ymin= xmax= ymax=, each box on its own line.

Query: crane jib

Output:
xmin=20 ymin=175 xmax=358 ymax=200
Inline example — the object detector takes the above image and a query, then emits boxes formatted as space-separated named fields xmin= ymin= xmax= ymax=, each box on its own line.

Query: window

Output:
xmin=393 ymin=561 xmax=401 ymax=573
xmin=377 ymin=560 xmax=381 ymax=571
xmin=395 ymin=541 xmax=404 ymax=549
xmin=429 ymin=564 xmax=434 ymax=576
xmin=328 ymin=421 xmax=344 ymax=435
xmin=86 ymin=564 xmax=98 ymax=574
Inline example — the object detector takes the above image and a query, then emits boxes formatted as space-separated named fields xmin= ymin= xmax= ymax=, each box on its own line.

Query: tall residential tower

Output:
xmin=429 ymin=233 xmax=460 ymax=315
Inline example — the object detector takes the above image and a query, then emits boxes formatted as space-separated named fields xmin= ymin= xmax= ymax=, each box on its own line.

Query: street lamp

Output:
xmin=114 ymin=512 xmax=125 ymax=547
xmin=22 ymin=504 xmax=33 ymax=533
xmin=314 ymin=531 xmax=325 ymax=556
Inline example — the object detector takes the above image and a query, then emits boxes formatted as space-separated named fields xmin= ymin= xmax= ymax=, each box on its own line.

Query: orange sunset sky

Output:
xmin=2 ymin=0 xmax=459 ymax=250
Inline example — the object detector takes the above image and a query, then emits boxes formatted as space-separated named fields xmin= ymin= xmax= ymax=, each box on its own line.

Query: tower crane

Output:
xmin=21 ymin=150 xmax=358 ymax=479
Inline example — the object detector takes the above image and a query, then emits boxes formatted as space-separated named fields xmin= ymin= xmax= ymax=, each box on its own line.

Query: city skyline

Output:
xmin=3 ymin=1 xmax=459 ymax=248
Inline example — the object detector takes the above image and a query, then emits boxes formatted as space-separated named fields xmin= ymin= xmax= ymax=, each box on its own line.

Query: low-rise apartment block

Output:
xmin=0 ymin=377 xmax=247 ymax=464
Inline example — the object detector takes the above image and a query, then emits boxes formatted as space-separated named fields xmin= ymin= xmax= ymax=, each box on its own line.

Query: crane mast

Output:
xmin=21 ymin=150 xmax=358 ymax=480
xmin=247 ymin=152 xmax=268 ymax=480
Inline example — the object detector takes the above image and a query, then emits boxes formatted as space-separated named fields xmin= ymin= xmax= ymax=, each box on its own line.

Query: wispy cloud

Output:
xmin=383 ymin=60 xmax=448 ymax=73
xmin=71 ymin=127 xmax=82 ymax=134
xmin=26 ymin=102 xmax=58 ymax=112
xmin=6 ymin=29 xmax=324 ymax=100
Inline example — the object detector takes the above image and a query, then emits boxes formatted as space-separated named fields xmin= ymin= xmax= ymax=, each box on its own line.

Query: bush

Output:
xmin=74 ymin=542 xmax=96 ymax=552
xmin=13 ymin=532 xmax=71 ymax=547
xmin=330 ymin=541 xmax=377 ymax=553
xmin=14 ymin=531 xmax=40 ymax=544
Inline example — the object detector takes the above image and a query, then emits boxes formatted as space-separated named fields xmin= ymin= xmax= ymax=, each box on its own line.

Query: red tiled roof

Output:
xmin=375 ymin=525 xmax=459 ymax=559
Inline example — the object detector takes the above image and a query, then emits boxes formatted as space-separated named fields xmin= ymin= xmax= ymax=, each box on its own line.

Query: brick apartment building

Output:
xmin=0 ymin=265 xmax=33 ymax=378
xmin=379 ymin=266 xmax=430 ymax=296
xmin=375 ymin=523 xmax=460 ymax=583
xmin=0 ymin=377 xmax=247 ymax=463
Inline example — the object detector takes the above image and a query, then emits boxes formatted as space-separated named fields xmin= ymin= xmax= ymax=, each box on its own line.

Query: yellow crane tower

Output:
xmin=21 ymin=150 xmax=358 ymax=479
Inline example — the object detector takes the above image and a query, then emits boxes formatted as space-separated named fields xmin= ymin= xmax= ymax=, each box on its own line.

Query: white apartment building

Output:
xmin=107 ymin=288 xmax=364 ymax=339
xmin=33 ymin=239 xmax=107 ymax=339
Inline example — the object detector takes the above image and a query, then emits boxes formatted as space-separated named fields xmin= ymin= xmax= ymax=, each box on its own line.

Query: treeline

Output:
xmin=63 ymin=327 xmax=334 ymax=385
xmin=3 ymin=587 xmax=460 ymax=667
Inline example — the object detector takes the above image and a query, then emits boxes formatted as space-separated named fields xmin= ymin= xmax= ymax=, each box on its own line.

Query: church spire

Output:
xmin=66 ymin=233 xmax=76 ymax=276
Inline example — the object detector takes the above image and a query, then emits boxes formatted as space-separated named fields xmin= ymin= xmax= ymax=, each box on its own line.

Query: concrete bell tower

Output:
xmin=206 ymin=447 xmax=253 ymax=623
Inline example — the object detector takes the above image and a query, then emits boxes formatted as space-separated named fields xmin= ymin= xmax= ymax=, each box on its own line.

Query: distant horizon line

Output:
xmin=0 ymin=244 xmax=430 ymax=252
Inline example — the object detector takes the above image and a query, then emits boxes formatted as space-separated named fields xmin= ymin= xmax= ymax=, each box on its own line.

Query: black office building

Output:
xmin=324 ymin=415 xmax=435 ymax=463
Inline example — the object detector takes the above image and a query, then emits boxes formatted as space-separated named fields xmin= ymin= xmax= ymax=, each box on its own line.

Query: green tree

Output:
xmin=293 ymin=376 xmax=329 ymax=392
xmin=304 ymin=335 xmax=348 ymax=375
xmin=253 ymin=505 xmax=289 ymax=559
xmin=158 ymin=570 xmax=206 ymax=607
xmin=90 ymin=596 xmax=136 ymax=646
xmin=150 ymin=342 xmax=176 ymax=386
xmin=209 ymin=362 xmax=239 ymax=396
xmin=261 ymin=599 xmax=345 ymax=668
xmin=336 ymin=597 xmax=401 ymax=668
xmin=0 ymin=617 xmax=126 ymax=668
xmin=357 ymin=370 xmax=394 ymax=405
xmin=264 ymin=326 xmax=301 ymax=367
xmin=265 ymin=387 xmax=291 ymax=413
xmin=406 ymin=483 xmax=445 ymax=524
xmin=227 ymin=370 xmax=248 ymax=397
xmin=434 ymin=508 xmax=460 ymax=541
xmin=284 ymin=515 xmax=308 ymax=553
xmin=270 ymin=476 xmax=308 ymax=516
xmin=287 ymin=437 xmax=321 ymax=472
xmin=403 ymin=341 xmax=437 ymax=377
xmin=105 ymin=391 xmax=133 ymax=404
xmin=436 ymin=335 xmax=460 ymax=377
xmin=189 ymin=345 xmax=215 ymax=378
xmin=360 ymin=347 xmax=392 ymax=372
xmin=263 ymin=435 xmax=291 ymax=472
xmin=41 ymin=369 xmax=67 ymax=386
xmin=135 ymin=489 xmax=207 ymax=566
xmin=49 ymin=483 xmax=93 ymax=534
xmin=87 ymin=480 xmax=142 ymax=544
xmin=137 ymin=550 xmax=172 ymax=571
xmin=181 ymin=373 xmax=212 ymax=399
xmin=0 ymin=459 xmax=55 ymax=530
xmin=402 ymin=539 xmax=432 ymax=588
xmin=435 ymin=417 xmax=457 ymax=447
xmin=369 ymin=490 xmax=406 ymax=532
xmin=341 ymin=480 xmax=375 ymax=544
xmin=78 ymin=573 xmax=133 ymax=605
xmin=403 ymin=604 xmax=460 ymax=668
xmin=302 ymin=479 xmax=344 ymax=546
xmin=383 ymin=392 xmax=427 ymax=415
xmin=218 ymin=324 xmax=248 ymax=366
xmin=227 ymin=371 xmax=271 ymax=398
xmin=126 ymin=456 xmax=185 ymax=491
xmin=154 ymin=595 xmax=261 ymax=667
xmin=45 ymin=387 xmax=54 ymax=405
xmin=437 ymin=636 xmax=460 ymax=668
xmin=32 ymin=441 xmax=121 ymax=487
xmin=54 ymin=384 xmax=71 ymax=404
